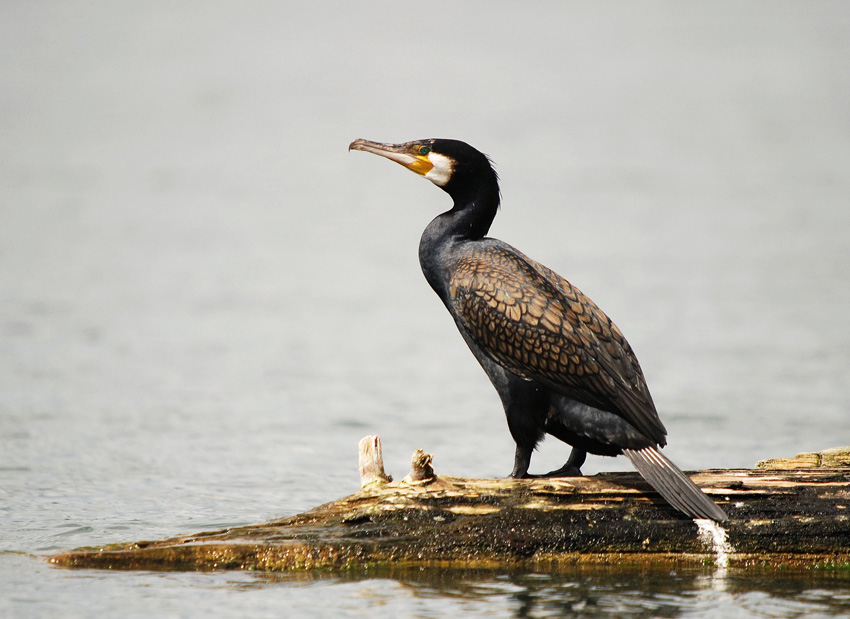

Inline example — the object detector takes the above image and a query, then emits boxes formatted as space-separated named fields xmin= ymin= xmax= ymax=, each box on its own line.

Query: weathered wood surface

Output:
xmin=50 ymin=444 xmax=850 ymax=572
xmin=757 ymin=446 xmax=850 ymax=471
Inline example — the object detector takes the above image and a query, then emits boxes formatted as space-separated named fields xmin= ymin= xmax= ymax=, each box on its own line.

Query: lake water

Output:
xmin=2 ymin=1 xmax=849 ymax=616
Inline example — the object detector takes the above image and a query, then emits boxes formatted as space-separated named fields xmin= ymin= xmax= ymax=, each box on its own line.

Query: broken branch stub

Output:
xmin=408 ymin=448 xmax=435 ymax=483
xmin=358 ymin=435 xmax=393 ymax=488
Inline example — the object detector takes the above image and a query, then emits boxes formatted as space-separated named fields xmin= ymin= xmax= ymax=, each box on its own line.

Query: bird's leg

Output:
xmin=508 ymin=444 xmax=533 ymax=478
xmin=542 ymin=447 xmax=586 ymax=477
xmin=501 ymin=385 xmax=548 ymax=479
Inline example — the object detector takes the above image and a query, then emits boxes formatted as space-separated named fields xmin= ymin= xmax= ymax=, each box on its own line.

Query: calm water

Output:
xmin=2 ymin=2 xmax=849 ymax=616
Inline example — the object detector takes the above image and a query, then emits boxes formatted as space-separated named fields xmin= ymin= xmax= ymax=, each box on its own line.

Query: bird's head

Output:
xmin=349 ymin=138 xmax=499 ymax=204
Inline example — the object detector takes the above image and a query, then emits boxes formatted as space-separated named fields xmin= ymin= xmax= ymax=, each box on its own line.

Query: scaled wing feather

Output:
xmin=449 ymin=243 xmax=667 ymax=443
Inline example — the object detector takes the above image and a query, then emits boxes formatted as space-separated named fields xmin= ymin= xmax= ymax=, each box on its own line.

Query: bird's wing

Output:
xmin=449 ymin=243 xmax=667 ymax=443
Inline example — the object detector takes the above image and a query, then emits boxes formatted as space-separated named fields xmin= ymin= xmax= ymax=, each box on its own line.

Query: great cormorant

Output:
xmin=349 ymin=137 xmax=727 ymax=522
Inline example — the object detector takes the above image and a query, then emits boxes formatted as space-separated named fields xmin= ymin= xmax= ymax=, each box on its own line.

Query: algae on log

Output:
xmin=50 ymin=441 xmax=850 ymax=572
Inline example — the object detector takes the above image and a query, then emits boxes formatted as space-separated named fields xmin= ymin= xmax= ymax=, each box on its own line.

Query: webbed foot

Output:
xmin=540 ymin=464 xmax=583 ymax=477
xmin=541 ymin=448 xmax=587 ymax=478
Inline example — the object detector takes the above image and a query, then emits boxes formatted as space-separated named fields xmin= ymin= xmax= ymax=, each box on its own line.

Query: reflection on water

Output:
xmin=234 ymin=566 xmax=850 ymax=618
xmin=7 ymin=552 xmax=850 ymax=617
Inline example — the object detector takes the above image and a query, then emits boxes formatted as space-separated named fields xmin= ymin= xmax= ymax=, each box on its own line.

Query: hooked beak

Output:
xmin=349 ymin=139 xmax=434 ymax=176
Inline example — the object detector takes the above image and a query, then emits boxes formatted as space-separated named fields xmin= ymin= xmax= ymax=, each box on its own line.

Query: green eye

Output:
xmin=419 ymin=145 xmax=430 ymax=156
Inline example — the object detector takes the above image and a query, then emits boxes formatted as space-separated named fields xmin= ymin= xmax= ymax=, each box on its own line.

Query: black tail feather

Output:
xmin=623 ymin=446 xmax=727 ymax=522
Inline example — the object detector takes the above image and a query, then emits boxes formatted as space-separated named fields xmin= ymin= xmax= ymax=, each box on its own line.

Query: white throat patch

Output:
xmin=424 ymin=152 xmax=454 ymax=187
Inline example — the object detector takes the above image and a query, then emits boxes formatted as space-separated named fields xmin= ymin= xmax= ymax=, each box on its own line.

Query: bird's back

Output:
xmin=448 ymin=239 xmax=667 ymax=444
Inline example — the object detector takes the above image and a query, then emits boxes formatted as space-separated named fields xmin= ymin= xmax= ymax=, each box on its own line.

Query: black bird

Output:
xmin=349 ymin=138 xmax=727 ymax=522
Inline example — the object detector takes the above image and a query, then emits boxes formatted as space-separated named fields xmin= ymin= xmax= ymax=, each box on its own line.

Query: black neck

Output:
xmin=441 ymin=171 xmax=501 ymax=241
xmin=419 ymin=176 xmax=500 ymax=299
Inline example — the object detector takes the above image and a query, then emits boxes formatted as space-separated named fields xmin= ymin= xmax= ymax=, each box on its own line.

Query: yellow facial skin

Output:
xmin=349 ymin=139 xmax=434 ymax=176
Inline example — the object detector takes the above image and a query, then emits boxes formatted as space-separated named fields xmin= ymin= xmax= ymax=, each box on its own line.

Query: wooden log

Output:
xmin=49 ymin=444 xmax=850 ymax=572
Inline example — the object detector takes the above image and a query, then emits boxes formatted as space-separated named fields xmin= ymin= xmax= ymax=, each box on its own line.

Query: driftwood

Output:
xmin=50 ymin=440 xmax=850 ymax=572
